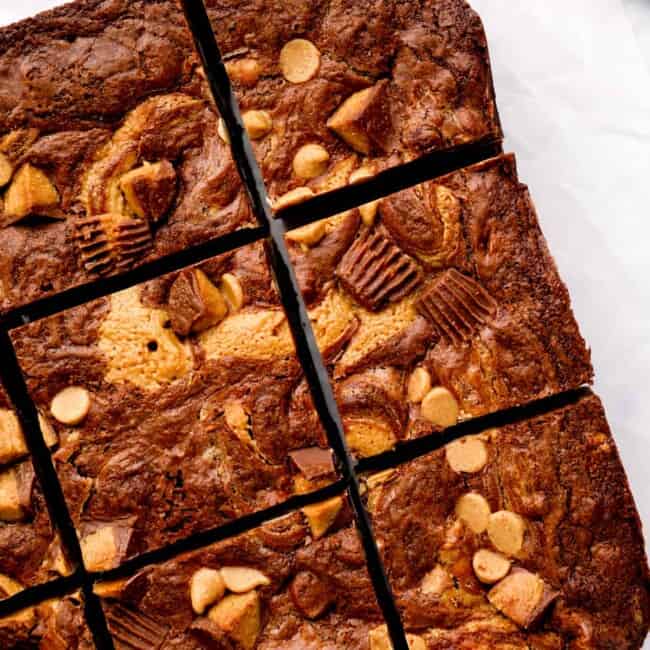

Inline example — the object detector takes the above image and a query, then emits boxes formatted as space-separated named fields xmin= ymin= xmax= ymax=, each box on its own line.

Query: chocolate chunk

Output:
xmin=290 ymin=570 xmax=335 ymax=619
xmin=119 ymin=160 xmax=178 ymax=223
xmin=289 ymin=448 xmax=335 ymax=480
xmin=416 ymin=268 xmax=497 ymax=344
xmin=74 ymin=214 xmax=152 ymax=276
xmin=336 ymin=228 xmax=422 ymax=311
xmin=106 ymin=604 xmax=169 ymax=650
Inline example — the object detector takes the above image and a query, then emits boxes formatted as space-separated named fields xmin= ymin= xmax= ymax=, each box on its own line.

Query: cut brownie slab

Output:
xmin=286 ymin=154 xmax=592 ymax=457
xmin=95 ymin=494 xmax=403 ymax=649
xmin=10 ymin=241 xmax=339 ymax=570
xmin=204 ymin=0 xmax=502 ymax=210
xmin=0 ymin=0 xmax=255 ymax=313
xmin=362 ymin=392 xmax=650 ymax=649
xmin=0 ymin=382 xmax=67 ymax=603
xmin=0 ymin=592 xmax=94 ymax=648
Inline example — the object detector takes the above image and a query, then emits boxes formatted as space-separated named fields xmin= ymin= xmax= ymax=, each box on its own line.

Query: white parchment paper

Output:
xmin=3 ymin=3 xmax=650 ymax=637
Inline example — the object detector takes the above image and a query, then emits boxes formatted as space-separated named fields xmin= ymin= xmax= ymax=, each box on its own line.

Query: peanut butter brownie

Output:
xmin=0 ymin=0 xmax=254 ymax=313
xmin=0 ymin=592 xmax=94 ymax=648
xmin=363 ymin=392 xmax=650 ymax=649
xmin=95 ymin=495 xmax=403 ymax=649
xmin=205 ymin=0 xmax=502 ymax=211
xmin=287 ymin=154 xmax=592 ymax=457
xmin=10 ymin=241 xmax=339 ymax=570
xmin=0 ymin=382 xmax=66 ymax=603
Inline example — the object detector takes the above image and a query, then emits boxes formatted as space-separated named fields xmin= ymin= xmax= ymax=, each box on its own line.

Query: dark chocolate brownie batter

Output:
xmin=286 ymin=154 xmax=593 ymax=457
xmin=205 ymin=0 xmax=502 ymax=209
xmin=10 ymin=242 xmax=338 ymax=570
xmin=364 ymin=392 xmax=650 ymax=649
xmin=0 ymin=592 xmax=94 ymax=648
xmin=0 ymin=0 xmax=254 ymax=313
xmin=96 ymin=496 xmax=394 ymax=649
xmin=0 ymin=382 xmax=64 ymax=603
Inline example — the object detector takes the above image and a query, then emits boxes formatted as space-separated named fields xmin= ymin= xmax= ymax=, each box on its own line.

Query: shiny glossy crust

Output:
xmin=288 ymin=154 xmax=593 ymax=455
xmin=0 ymin=0 xmax=253 ymax=313
xmin=206 ymin=0 xmax=502 ymax=204
xmin=0 ymin=592 xmax=94 ymax=648
xmin=0 ymin=383 xmax=58 ymax=603
xmin=10 ymin=242 xmax=337 ymax=567
xmin=364 ymin=392 xmax=650 ymax=649
xmin=98 ymin=498 xmax=387 ymax=649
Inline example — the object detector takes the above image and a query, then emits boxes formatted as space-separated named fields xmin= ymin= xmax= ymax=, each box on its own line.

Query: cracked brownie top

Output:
xmin=204 ymin=0 xmax=502 ymax=210
xmin=286 ymin=154 xmax=592 ymax=457
xmin=363 ymin=392 xmax=650 ymax=649
xmin=0 ymin=0 xmax=254 ymax=313
xmin=10 ymin=241 xmax=338 ymax=570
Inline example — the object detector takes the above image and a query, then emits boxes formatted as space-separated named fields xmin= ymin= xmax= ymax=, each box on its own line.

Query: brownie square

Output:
xmin=0 ymin=592 xmax=94 ymax=648
xmin=0 ymin=0 xmax=255 ymax=313
xmin=10 ymin=241 xmax=339 ymax=570
xmin=363 ymin=392 xmax=649 ymax=649
xmin=204 ymin=0 xmax=502 ymax=210
xmin=95 ymin=494 xmax=393 ymax=649
xmin=286 ymin=153 xmax=592 ymax=457
xmin=0 ymin=382 xmax=65 ymax=603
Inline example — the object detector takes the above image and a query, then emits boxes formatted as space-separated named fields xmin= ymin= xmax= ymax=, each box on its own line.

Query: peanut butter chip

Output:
xmin=37 ymin=413 xmax=59 ymax=449
xmin=190 ymin=568 xmax=226 ymax=614
xmin=472 ymin=549 xmax=511 ymax=584
xmin=487 ymin=510 xmax=525 ymax=556
xmin=421 ymin=565 xmax=453 ymax=595
xmin=220 ymin=273 xmax=244 ymax=311
xmin=243 ymin=110 xmax=273 ymax=140
xmin=445 ymin=436 xmax=488 ymax=473
xmin=349 ymin=167 xmax=374 ymax=185
xmin=407 ymin=367 xmax=432 ymax=403
xmin=221 ymin=567 xmax=270 ymax=593
xmin=274 ymin=186 xmax=315 ymax=211
xmin=50 ymin=387 xmax=90 ymax=426
xmin=209 ymin=591 xmax=261 ymax=650
xmin=293 ymin=144 xmax=330 ymax=179
xmin=421 ymin=386 xmax=459 ymax=427
xmin=286 ymin=220 xmax=327 ymax=247
xmin=225 ymin=58 xmax=261 ymax=86
xmin=455 ymin=492 xmax=491 ymax=533
xmin=280 ymin=39 xmax=321 ymax=83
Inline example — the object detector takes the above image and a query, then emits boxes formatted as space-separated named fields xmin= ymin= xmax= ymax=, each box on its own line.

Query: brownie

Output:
xmin=205 ymin=0 xmax=502 ymax=210
xmin=286 ymin=154 xmax=592 ymax=457
xmin=0 ymin=592 xmax=94 ymax=648
xmin=10 ymin=241 xmax=339 ymax=570
xmin=0 ymin=382 xmax=66 ymax=603
xmin=363 ymin=392 xmax=650 ymax=649
xmin=95 ymin=495 xmax=394 ymax=649
xmin=0 ymin=0 xmax=255 ymax=314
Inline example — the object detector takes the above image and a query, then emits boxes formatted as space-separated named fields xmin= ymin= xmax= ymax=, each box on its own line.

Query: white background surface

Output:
xmin=2 ymin=0 xmax=649 ymax=636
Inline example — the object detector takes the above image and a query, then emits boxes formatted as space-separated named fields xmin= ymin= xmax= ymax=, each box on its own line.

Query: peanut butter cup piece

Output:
xmin=74 ymin=213 xmax=153 ymax=276
xmin=488 ymin=568 xmax=559 ymax=628
xmin=220 ymin=273 xmax=244 ymax=312
xmin=327 ymin=80 xmax=391 ymax=155
xmin=289 ymin=447 xmax=335 ymax=481
xmin=208 ymin=591 xmax=261 ymax=649
xmin=2 ymin=163 xmax=59 ymax=225
xmin=221 ymin=567 xmax=270 ymax=594
xmin=0 ymin=409 xmax=28 ymax=465
xmin=274 ymin=186 xmax=315 ymax=211
xmin=302 ymin=496 xmax=343 ymax=539
xmin=119 ymin=160 xmax=177 ymax=223
xmin=286 ymin=220 xmax=327 ymax=247
xmin=336 ymin=227 xmax=422 ymax=310
xmin=168 ymin=269 xmax=228 ymax=336
xmin=417 ymin=268 xmax=497 ymax=345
